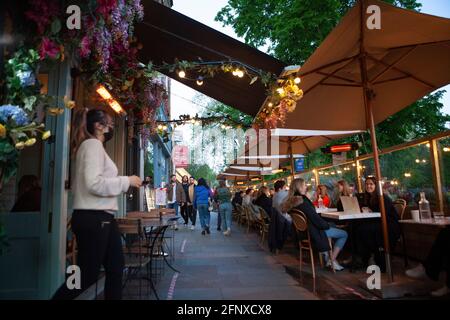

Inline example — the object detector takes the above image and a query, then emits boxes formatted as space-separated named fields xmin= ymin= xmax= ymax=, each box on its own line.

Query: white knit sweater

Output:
xmin=72 ymin=139 xmax=130 ymax=211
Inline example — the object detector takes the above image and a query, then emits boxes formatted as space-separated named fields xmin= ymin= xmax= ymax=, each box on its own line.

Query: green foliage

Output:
xmin=216 ymin=0 xmax=421 ymax=65
xmin=199 ymin=100 xmax=253 ymax=129
xmin=3 ymin=48 xmax=41 ymax=110
xmin=188 ymin=163 xmax=217 ymax=186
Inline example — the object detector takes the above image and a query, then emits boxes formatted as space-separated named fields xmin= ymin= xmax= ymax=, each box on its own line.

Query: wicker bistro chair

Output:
xmin=393 ymin=199 xmax=408 ymax=267
xmin=289 ymin=209 xmax=335 ymax=279
xmin=256 ymin=206 xmax=271 ymax=244
xmin=117 ymin=218 xmax=151 ymax=300
xmin=237 ymin=203 xmax=247 ymax=226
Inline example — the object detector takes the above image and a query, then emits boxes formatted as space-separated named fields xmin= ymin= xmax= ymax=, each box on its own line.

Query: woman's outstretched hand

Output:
xmin=128 ymin=175 xmax=142 ymax=188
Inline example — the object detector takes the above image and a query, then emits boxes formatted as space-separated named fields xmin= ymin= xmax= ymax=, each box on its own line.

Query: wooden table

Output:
xmin=400 ymin=217 xmax=450 ymax=227
xmin=399 ymin=217 xmax=449 ymax=261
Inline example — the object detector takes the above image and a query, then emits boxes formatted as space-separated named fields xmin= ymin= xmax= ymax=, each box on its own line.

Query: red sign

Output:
xmin=172 ymin=145 xmax=189 ymax=168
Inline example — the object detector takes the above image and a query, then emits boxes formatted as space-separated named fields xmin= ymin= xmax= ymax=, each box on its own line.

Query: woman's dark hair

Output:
xmin=364 ymin=176 xmax=378 ymax=208
xmin=245 ymin=188 xmax=253 ymax=195
xmin=197 ymin=178 xmax=209 ymax=189
xmin=182 ymin=175 xmax=189 ymax=183
xmin=71 ymin=108 xmax=109 ymax=155
xmin=274 ymin=180 xmax=285 ymax=192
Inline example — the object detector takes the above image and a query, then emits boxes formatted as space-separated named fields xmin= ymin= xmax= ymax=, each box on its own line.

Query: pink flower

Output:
xmin=39 ymin=37 xmax=60 ymax=60
xmin=79 ymin=36 xmax=91 ymax=58
xmin=25 ymin=0 xmax=60 ymax=35
xmin=96 ymin=0 xmax=118 ymax=18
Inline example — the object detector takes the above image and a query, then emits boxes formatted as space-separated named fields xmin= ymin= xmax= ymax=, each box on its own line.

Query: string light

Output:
xmin=294 ymin=77 xmax=301 ymax=84
xmin=268 ymin=102 xmax=273 ymax=107
xmin=178 ymin=70 xmax=186 ymax=78
xmin=276 ymin=87 xmax=285 ymax=95
xmin=415 ymin=159 xmax=420 ymax=163
xmin=444 ymin=147 xmax=450 ymax=152
xmin=404 ymin=172 xmax=412 ymax=178
xmin=196 ymin=76 xmax=204 ymax=86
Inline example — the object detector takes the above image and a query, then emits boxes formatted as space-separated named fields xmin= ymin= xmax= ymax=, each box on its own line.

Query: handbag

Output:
xmin=208 ymin=199 xmax=214 ymax=212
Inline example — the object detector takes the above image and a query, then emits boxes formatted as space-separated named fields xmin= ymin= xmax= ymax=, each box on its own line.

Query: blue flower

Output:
xmin=0 ymin=105 xmax=30 ymax=127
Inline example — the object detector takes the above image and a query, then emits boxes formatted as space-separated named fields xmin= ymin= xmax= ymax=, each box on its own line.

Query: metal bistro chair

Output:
xmin=289 ymin=209 xmax=335 ymax=279
xmin=117 ymin=218 xmax=151 ymax=300
xmin=393 ymin=199 xmax=408 ymax=267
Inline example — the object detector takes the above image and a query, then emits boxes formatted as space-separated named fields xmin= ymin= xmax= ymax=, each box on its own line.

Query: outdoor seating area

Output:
xmin=0 ymin=0 xmax=449 ymax=305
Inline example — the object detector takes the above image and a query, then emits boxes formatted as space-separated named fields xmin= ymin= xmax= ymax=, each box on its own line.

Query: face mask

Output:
xmin=104 ymin=127 xmax=114 ymax=142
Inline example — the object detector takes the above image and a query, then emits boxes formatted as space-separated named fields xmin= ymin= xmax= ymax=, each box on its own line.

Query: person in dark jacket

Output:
xmin=232 ymin=191 xmax=244 ymax=210
xmin=254 ymin=186 xmax=272 ymax=223
xmin=354 ymin=176 xmax=401 ymax=272
xmin=193 ymin=178 xmax=214 ymax=235
xmin=282 ymin=178 xmax=347 ymax=271
xmin=180 ymin=175 xmax=191 ymax=227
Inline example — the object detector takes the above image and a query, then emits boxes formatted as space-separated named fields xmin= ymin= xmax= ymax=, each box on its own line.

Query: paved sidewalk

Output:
xmin=124 ymin=211 xmax=317 ymax=300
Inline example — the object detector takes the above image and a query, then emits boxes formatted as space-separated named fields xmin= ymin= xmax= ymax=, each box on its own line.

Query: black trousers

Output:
xmin=424 ymin=227 xmax=450 ymax=287
xmin=180 ymin=203 xmax=192 ymax=225
xmin=189 ymin=205 xmax=197 ymax=226
xmin=52 ymin=210 xmax=124 ymax=300
xmin=354 ymin=220 xmax=400 ymax=272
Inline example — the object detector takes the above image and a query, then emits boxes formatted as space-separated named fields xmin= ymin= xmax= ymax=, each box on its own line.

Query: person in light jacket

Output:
xmin=193 ymin=178 xmax=213 ymax=235
xmin=53 ymin=108 xmax=142 ymax=300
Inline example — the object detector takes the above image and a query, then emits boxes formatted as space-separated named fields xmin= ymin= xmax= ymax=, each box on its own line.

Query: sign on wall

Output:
xmin=294 ymin=158 xmax=305 ymax=172
xmin=155 ymin=188 xmax=167 ymax=206
xmin=172 ymin=145 xmax=189 ymax=168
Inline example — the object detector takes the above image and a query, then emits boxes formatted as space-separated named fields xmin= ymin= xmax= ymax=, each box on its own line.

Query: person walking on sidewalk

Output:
xmin=53 ymin=109 xmax=142 ymax=300
xmin=216 ymin=180 xmax=233 ymax=236
xmin=166 ymin=174 xmax=186 ymax=230
xmin=188 ymin=176 xmax=197 ymax=230
xmin=194 ymin=178 xmax=213 ymax=235
xmin=180 ymin=175 xmax=191 ymax=228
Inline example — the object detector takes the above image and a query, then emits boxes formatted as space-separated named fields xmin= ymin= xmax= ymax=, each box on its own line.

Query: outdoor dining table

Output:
xmin=319 ymin=210 xmax=381 ymax=272
xmin=117 ymin=215 xmax=180 ymax=272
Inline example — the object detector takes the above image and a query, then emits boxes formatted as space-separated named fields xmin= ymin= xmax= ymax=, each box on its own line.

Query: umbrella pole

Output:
xmin=359 ymin=0 xmax=393 ymax=283
xmin=288 ymin=138 xmax=295 ymax=180
xmin=367 ymin=102 xmax=393 ymax=282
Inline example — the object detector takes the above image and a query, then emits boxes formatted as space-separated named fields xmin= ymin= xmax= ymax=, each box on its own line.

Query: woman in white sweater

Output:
xmin=53 ymin=109 xmax=141 ymax=300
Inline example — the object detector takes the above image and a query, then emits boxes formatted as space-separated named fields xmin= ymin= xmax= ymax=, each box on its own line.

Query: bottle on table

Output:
xmin=418 ymin=192 xmax=432 ymax=221
xmin=318 ymin=195 xmax=324 ymax=209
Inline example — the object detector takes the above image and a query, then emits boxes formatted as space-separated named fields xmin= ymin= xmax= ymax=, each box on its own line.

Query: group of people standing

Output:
xmin=165 ymin=175 xmax=234 ymax=236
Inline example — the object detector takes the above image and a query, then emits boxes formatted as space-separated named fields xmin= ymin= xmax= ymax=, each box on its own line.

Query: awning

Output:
xmin=136 ymin=1 xmax=286 ymax=116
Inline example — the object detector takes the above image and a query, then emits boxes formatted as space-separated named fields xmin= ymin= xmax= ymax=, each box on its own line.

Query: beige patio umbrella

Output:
xmin=260 ymin=0 xmax=450 ymax=281
xmin=217 ymin=162 xmax=273 ymax=187
xmin=238 ymin=128 xmax=362 ymax=179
